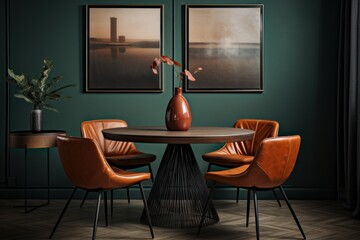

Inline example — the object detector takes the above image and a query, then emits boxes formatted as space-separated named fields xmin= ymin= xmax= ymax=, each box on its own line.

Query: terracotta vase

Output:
xmin=165 ymin=87 xmax=192 ymax=131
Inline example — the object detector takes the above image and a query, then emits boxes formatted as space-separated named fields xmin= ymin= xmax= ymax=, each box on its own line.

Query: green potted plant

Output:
xmin=8 ymin=59 xmax=75 ymax=132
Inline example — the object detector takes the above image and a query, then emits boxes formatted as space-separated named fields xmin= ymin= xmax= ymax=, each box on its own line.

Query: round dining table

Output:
xmin=102 ymin=126 xmax=254 ymax=228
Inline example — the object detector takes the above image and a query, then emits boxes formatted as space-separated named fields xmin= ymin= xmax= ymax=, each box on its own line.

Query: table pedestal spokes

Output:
xmin=141 ymin=144 xmax=219 ymax=228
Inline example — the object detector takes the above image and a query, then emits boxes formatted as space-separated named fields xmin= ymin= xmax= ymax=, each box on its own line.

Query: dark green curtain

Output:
xmin=337 ymin=0 xmax=360 ymax=218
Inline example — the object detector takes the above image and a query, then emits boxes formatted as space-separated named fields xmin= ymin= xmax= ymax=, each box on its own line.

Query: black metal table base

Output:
xmin=14 ymin=201 xmax=49 ymax=213
xmin=140 ymin=144 xmax=219 ymax=228
xmin=13 ymin=146 xmax=50 ymax=213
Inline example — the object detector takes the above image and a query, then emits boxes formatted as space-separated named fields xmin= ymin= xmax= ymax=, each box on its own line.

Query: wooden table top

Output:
xmin=10 ymin=130 xmax=66 ymax=148
xmin=102 ymin=126 xmax=254 ymax=144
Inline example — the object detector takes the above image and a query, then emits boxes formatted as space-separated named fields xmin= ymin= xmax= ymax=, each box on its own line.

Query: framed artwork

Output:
xmin=185 ymin=5 xmax=264 ymax=92
xmin=85 ymin=5 xmax=163 ymax=93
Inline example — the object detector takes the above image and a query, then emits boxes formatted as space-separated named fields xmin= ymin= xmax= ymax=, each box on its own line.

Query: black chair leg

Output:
xmin=236 ymin=187 xmax=240 ymax=203
xmin=148 ymin=164 xmax=154 ymax=182
xmin=272 ymin=189 xmax=282 ymax=207
xmin=49 ymin=187 xmax=77 ymax=239
xmin=253 ymin=189 xmax=260 ymax=240
xmin=111 ymin=190 xmax=114 ymax=217
xmin=279 ymin=186 xmax=306 ymax=239
xmin=207 ymin=163 xmax=212 ymax=172
xmin=92 ymin=190 xmax=102 ymax=240
xmin=126 ymin=187 xmax=130 ymax=204
xmin=139 ymin=183 xmax=154 ymax=239
xmin=197 ymin=183 xmax=214 ymax=236
xmin=205 ymin=164 xmax=212 ymax=184
xmin=246 ymin=189 xmax=251 ymax=227
xmin=104 ymin=191 xmax=108 ymax=227
xmin=80 ymin=190 xmax=88 ymax=208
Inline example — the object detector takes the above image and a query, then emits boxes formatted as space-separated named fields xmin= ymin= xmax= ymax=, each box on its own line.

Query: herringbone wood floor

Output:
xmin=0 ymin=199 xmax=359 ymax=239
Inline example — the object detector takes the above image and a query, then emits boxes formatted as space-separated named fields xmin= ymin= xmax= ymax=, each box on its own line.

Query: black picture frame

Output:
xmin=185 ymin=4 xmax=264 ymax=93
xmin=85 ymin=5 xmax=163 ymax=93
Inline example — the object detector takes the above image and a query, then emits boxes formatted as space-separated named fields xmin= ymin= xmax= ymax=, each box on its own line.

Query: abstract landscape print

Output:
xmin=86 ymin=5 xmax=163 ymax=92
xmin=185 ymin=5 xmax=263 ymax=92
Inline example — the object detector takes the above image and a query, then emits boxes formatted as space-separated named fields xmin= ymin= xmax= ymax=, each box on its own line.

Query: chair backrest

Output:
xmin=57 ymin=135 xmax=121 ymax=189
xmin=57 ymin=136 xmax=109 ymax=189
xmin=233 ymin=119 xmax=279 ymax=156
xmin=244 ymin=135 xmax=301 ymax=188
xmin=81 ymin=119 xmax=136 ymax=157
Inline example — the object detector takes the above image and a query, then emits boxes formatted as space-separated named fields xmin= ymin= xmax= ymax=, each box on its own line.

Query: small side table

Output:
xmin=10 ymin=130 xmax=66 ymax=213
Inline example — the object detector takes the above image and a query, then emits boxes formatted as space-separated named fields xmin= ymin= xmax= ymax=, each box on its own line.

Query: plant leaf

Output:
xmin=8 ymin=69 xmax=25 ymax=82
xmin=184 ymin=69 xmax=196 ymax=81
xmin=173 ymin=60 xmax=182 ymax=67
xmin=39 ymin=59 xmax=53 ymax=93
xmin=47 ymin=93 xmax=61 ymax=100
xmin=43 ymin=104 xmax=58 ymax=113
xmin=151 ymin=58 xmax=161 ymax=75
xmin=193 ymin=67 xmax=203 ymax=75
xmin=46 ymin=84 xmax=76 ymax=95
xmin=51 ymin=75 xmax=63 ymax=84
xmin=160 ymin=55 xmax=174 ymax=65
xmin=8 ymin=69 xmax=30 ymax=90
xmin=14 ymin=93 xmax=35 ymax=104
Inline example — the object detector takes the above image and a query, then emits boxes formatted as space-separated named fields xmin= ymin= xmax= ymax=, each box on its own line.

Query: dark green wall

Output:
xmin=1 ymin=0 xmax=340 ymax=199
xmin=0 ymin=0 xmax=7 ymax=185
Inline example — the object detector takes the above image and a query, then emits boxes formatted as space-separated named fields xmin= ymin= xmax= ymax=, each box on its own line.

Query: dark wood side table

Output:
xmin=102 ymin=126 xmax=254 ymax=228
xmin=9 ymin=130 xmax=66 ymax=213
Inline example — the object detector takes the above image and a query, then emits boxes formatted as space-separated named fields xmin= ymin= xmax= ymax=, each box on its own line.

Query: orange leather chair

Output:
xmin=49 ymin=136 xmax=154 ymax=239
xmin=80 ymin=119 xmax=156 ymax=211
xmin=203 ymin=119 xmax=279 ymax=203
xmin=198 ymin=135 xmax=306 ymax=240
